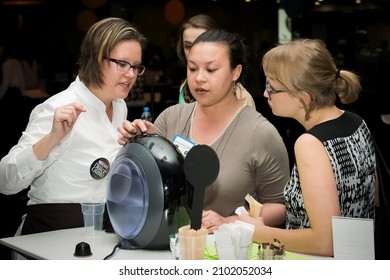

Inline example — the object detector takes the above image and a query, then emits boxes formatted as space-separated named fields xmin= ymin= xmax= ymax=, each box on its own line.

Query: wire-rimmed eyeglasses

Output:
xmin=105 ymin=57 xmax=146 ymax=76
xmin=265 ymin=81 xmax=285 ymax=98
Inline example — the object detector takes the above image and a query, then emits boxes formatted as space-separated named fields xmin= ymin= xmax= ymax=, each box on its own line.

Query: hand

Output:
xmin=51 ymin=103 xmax=86 ymax=141
xmin=117 ymin=119 xmax=155 ymax=145
xmin=201 ymin=210 xmax=228 ymax=234
xmin=238 ymin=213 xmax=265 ymax=230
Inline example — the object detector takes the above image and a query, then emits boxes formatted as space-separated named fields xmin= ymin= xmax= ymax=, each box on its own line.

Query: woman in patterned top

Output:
xmin=239 ymin=38 xmax=377 ymax=257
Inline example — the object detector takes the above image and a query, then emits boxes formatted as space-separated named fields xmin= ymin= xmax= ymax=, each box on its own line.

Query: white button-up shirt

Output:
xmin=0 ymin=76 xmax=127 ymax=205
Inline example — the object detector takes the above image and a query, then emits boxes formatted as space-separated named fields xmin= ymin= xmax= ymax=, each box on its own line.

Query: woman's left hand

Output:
xmin=201 ymin=210 xmax=228 ymax=234
xmin=237 ymin=213 xmax=265 ymax=229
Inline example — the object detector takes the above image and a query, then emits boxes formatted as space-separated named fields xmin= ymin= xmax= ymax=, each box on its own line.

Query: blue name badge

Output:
xmin=172 ymin=134 xmax=196 ymax=157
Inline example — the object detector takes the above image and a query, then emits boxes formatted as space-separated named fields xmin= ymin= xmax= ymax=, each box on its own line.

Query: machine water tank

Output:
xmin=106 ymin=134 xmax=189 ymax=250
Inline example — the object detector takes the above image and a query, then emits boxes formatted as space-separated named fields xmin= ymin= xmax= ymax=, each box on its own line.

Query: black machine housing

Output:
xmin=106 ymin=134 xmax=190 ymax=250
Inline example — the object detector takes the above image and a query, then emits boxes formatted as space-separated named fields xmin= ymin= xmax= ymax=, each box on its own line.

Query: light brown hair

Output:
xmin=78 ymin=17 xmax=147 ymax=88
xmin=262 ymin=38 xmax=361 ymax=120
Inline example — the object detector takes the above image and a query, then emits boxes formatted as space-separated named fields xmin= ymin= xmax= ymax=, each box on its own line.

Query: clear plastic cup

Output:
xmin=80 ymin=202 xmax=105 ymax=235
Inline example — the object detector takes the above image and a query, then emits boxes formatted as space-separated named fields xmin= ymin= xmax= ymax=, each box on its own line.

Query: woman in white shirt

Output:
xmin=0 ymin=17 xmax=147 ymax=236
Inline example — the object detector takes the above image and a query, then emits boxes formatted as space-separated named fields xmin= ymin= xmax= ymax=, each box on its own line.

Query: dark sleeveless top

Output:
xmin=285 ymin=111 xmax=376 ymax=229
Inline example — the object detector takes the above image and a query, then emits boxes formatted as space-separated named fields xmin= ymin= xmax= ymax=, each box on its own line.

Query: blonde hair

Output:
xmin=236 ymin=83 xmax=256 ymax=108
xmin=262 ymin=38 xmax=361 ymax=120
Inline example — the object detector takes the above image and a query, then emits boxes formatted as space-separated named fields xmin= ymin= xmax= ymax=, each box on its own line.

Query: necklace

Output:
xmin=189 ymin=101 xmax=245 ymax=146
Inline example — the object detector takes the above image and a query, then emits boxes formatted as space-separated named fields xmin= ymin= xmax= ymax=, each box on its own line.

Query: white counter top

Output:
xmin=0 ymin=227 xmax=333 ymax=260
xmin=0 ymin=227 xmax=173 ymax=260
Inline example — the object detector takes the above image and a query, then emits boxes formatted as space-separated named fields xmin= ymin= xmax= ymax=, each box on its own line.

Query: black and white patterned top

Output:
xmin=285 ymin=111 xmax=376 ymax=229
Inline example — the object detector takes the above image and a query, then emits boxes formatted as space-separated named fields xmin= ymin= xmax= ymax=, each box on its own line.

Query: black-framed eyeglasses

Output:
xmin=105 ymin=57 xmax=146 ymax=76
xmin=265 ymin=80 xmax=285 ymax=96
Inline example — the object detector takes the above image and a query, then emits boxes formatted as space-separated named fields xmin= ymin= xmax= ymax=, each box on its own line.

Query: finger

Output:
xmin=55 ymin=108 xmax=74 ymax=127
xmin=61 ymin=105 xmax=81 ymax=125
xmin=133 ymin=119 xmax=149 ymax=133
xmin=123 ymin=120 xmax=139 ymax=134
xmin=118 ymin=137 xmax=128 ymax=145
xmin=63 ymin=113 xmax=75 ymax=128
xmin=208 ymin=225 xmax=219 ymax=234
xmin=68 ymin=107 xmax=80 ymax=126
xmin=73 ymin=104 xmax=86 ymax=114
xmin=118 ymin=125 xmax=134 ymax=139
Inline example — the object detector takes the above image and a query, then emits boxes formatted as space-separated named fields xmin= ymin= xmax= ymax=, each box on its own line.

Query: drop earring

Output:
xmin=232 ymin=80 xmax=237 ymax=93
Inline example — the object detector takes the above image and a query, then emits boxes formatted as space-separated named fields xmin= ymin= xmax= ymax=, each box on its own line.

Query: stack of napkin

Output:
xmin=214 ymin=221 xmax=255 ymax=260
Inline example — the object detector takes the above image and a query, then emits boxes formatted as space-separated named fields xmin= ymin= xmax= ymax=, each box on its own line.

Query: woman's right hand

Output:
xmin=33 ymin=103 xmax=86 ymax=161
xmin=51 ymin=103 xmax=86 ymax=141
xmin=118 ymin=119 xmax=155 ymax=145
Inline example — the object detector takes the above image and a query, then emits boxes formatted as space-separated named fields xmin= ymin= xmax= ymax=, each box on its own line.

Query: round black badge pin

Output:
xmin=90 ymin=158 xmax=110 ymax=179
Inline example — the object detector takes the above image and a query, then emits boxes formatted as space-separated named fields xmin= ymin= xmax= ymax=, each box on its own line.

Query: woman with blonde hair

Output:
xmin=239 ymin=38 xmax=376 ymax=257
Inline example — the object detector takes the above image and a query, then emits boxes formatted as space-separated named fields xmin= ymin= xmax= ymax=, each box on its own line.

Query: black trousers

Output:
xmin=21 ymin=203 xmax=84 ymax=235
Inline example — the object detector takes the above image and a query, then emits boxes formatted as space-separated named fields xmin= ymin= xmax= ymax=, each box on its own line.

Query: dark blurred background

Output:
xmin=1 ymin=0 xmax=389 ymax=260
